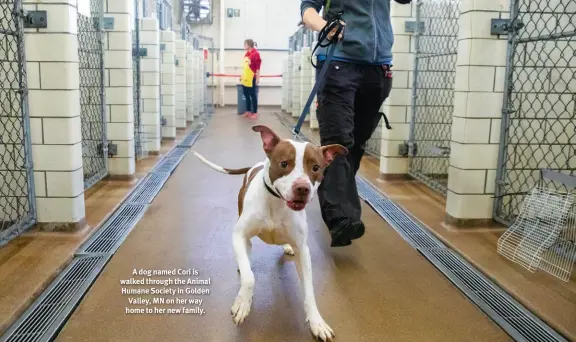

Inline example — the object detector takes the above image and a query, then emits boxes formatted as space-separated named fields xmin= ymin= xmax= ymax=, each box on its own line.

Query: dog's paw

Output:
xmin=307 ymin=315 xmax=335 ymax=341
xmin=231 ymin=294 xmax=252 ymax=325
xmin=282 ymin=244 xmax=295 ymax=256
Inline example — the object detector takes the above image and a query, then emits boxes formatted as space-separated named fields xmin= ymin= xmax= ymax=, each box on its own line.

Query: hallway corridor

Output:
xmin=51 ymin=110 xmax=508 ymax=341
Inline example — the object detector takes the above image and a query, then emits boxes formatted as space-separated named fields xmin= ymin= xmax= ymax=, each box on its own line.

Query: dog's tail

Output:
xmin=191 ymin=150 xmax=252 ymax=175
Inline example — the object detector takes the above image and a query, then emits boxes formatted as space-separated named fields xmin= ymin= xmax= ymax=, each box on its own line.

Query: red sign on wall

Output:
xmin=203 ymin=48 xmax=208 ymax=60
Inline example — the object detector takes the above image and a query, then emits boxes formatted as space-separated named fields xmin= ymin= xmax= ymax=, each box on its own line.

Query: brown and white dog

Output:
xmin=192 ymin=125 xmax=347 ymax=341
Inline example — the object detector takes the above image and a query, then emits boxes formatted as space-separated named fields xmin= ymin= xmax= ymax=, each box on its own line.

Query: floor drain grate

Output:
xmin=77 ymin=204 xmax=148 ymax=255
xmin=0 ymin=255 xmax=108 ymax=342
xmin=126 ymin=173 xmax=170 ymax=204
xmin=165 ymin=147 xmax=189 ymax=163
xmin=151 ymin=158 xmax=179 ymax=174
xmin=177 ymin=128 xmax=204 ymax=148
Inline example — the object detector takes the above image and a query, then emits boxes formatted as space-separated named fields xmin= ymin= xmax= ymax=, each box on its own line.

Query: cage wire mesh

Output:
xmin=0 ymin=1 xmax=37 ymax=246
xmin=364 ymin=122 xmax=382 ymax=158
xmin=196 ymin=35 xmax=214 ymax=114
xmin=154 ymin=0 xmax=164 ymax=138
xmin=407 ymin=0 xmax=459 ymax=195
xmin=165 ymin=0 xmax=173 ymax=30
xmin=494 ymin=0 xmax=576 ymax=226
xmin=497 ymin=170 xmax=576 ymax=282
xmin=133 ymin=0 xmax=148 ymax=160
xmin=78 ymin=0 xmax=107 ymax=189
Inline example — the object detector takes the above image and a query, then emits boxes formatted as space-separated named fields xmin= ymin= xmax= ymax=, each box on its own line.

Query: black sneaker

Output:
xmin=329 ymin=218 xmax=365 ymax=247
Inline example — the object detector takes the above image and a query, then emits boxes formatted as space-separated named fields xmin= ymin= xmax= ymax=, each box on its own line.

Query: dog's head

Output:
xmin=253 ymin=125 xmax=347 ymax=211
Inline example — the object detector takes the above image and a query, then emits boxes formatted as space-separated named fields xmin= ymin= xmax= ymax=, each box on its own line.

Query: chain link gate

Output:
xmin=79 ymin=0 xmax=107 ymax=189
xmin=365 ymin=122 xmax=382 ymax=158
xmin=155 ymin=0 xmax=164 ymax=139
xmin=133 ymin=0 xmax=145 ymax=160
xmin=0 ymin=1 xmax=37 ymax=246
xmin=407 ymin=0 xmax=459 ymax=195
xmin=493 ymin=0 xmax=576 ymax=225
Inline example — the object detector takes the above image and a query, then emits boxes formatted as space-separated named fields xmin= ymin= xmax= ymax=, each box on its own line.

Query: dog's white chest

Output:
xmin=257 ymin=227 xmax=287 ymax=245
xmin=256 ymin=215 xmax=290 ymax=245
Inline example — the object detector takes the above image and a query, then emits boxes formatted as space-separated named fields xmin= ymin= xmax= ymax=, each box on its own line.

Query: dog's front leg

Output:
xmin=295 ymin=244 xmax=335 ymax=341
xmin=231 ymin=225 xmax=254 ymax=325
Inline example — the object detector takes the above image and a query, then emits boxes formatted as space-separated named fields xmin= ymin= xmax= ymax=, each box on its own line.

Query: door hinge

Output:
xmin=98 ymin=142 xmax=118 ymax=157
xmin=399 ymin=141 xmax=418 ymax=157
xmin=161 ymin=116 xmax=167 ymax=126
xmin=398 ymin=142 xmax=409 ymax=157
xmin=490 ymin=18 xmax=524 ymax=35
xmin=19 ymin=10 xmax=48 ymax=29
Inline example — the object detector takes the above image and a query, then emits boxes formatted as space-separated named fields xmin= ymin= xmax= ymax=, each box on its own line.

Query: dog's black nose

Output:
xmin=295 ymin=186 xmax=310 ymax=195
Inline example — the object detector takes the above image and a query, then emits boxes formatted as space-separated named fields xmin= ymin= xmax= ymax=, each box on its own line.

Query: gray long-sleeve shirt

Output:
xmin=300 ymin=0 xmax=411 ymax=65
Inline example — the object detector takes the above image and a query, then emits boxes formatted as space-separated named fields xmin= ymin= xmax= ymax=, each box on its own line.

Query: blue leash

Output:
xmin=292 ymin=12 xmax=345 ymax=138
xmin=292 ymin=44 xmax=338 ymax=138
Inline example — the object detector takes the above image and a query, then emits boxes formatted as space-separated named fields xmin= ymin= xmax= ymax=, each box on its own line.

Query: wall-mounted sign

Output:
xmin=227 ymin=8 xmax=240 ymax=18
xmin=102 ymin=17 xmax=114 ymax=30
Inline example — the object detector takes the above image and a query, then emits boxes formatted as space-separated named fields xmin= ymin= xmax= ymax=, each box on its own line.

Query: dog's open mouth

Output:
xmin=287 ymin=200 xmax=306 ymax=211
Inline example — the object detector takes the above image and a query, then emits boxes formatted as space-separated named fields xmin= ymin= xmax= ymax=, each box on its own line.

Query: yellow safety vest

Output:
xmin=240 ymin=56 xmax=255 ymax=87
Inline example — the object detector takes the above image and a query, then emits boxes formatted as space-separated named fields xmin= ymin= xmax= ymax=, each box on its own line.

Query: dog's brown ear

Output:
xmin=319 ymin=144 xmax=348 ymax=165
xmin=252 ymin=125 xmax=280 ymax=155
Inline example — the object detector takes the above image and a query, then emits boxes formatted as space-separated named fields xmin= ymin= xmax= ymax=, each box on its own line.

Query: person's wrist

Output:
xmin=313 ymin=18 xmax=327 ymax=32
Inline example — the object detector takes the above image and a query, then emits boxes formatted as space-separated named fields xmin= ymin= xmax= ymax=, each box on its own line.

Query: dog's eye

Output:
xmin=312 ymin=165 xmax=320 ymax=172
xmin=280 ymin=161 xmax=288 ymax=168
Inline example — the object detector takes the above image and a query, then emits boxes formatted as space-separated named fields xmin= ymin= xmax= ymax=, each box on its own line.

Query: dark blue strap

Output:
xmin=293 ymin=43 xmax=338 ymax=136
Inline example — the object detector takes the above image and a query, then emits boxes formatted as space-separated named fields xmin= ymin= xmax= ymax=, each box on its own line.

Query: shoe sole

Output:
xmin=330 ymin=221 xmax=365 ymax=247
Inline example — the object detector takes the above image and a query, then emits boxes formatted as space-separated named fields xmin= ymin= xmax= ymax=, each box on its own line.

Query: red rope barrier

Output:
xmin=209 ymin=73 xmax=282 ymax=78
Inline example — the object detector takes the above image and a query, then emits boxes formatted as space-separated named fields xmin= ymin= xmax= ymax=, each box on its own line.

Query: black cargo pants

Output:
xmin=316 ymin=60 xmax=393 ymax=228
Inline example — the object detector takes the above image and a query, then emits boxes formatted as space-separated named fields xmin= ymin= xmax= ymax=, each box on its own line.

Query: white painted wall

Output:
xmin=190 ymin=0 xmax=302 ymax=106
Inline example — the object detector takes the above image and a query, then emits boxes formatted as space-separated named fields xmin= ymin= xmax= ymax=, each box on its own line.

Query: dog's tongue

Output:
xmin=287 ymin=201 xmax=306 ymax=211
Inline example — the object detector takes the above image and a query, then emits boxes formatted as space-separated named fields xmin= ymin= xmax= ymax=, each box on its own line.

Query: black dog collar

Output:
xmin=263 ymin=178 xmax=281 ymax=199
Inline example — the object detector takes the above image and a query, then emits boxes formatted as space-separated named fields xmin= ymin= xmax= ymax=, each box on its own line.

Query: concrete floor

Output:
xmin=55 ymin=110 xmax=509 ymax=341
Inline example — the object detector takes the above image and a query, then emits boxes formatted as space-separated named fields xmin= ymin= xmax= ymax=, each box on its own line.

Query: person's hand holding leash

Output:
xmin=325 ymin=19 xmax=345 ymax=41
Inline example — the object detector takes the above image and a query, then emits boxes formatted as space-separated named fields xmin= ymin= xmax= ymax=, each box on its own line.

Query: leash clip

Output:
xmin=292 ymin=129 xmax=301 ymax=141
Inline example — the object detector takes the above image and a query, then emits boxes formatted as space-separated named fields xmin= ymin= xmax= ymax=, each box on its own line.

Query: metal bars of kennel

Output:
xmin=133 ymin=0 xmax=146 ymax=160
xmin=493 ymin=0 xmax=576 ymax=225
xmin=164 ymin=0 xmax=173 ymax=30
xmin=407 ymin=0 xmax=459 ymax=196
xmin=157 ymin=0 xmax=171 ymax=30
xmin=0 ymin=0 xmax=37 ymax=246
xmin=285 ymin=27 xmax=317 ymax=129
xmin=288 ymin=26 xmax=315 ymax=53
xmin=196 ymin=35 xmax=215 ymax=114
xmin=180 ymin=15 xmax=191 ymax=41
xmin=154 ymin=0 xmax=164 ymax=138
xmin=78 ymin=0 xmax=108 ymax=189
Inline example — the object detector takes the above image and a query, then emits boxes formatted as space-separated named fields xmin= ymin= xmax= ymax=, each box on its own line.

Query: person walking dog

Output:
xmin=300 ymin=0 xmax=411 ymax=247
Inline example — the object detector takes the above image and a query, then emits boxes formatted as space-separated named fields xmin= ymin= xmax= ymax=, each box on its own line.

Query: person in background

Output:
xmin=240 ymin=39 xmax=261 ymax=120
xmin=300 ymin=0 xmax=412 ymax=247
